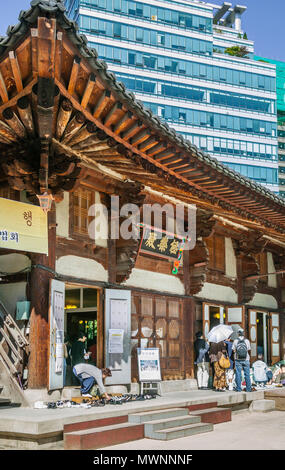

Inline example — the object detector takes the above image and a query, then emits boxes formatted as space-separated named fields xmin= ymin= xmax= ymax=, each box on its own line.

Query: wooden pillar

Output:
xmin=183 ymin=297 xmax=196 ymax=378
xmin=182 ymin=248 xmax=195 ymax=378
xmin=28 ymin=204 xmax=56 ymax=389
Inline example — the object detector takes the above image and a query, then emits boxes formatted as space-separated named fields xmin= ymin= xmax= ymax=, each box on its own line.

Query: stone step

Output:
xmin=146 ymin=422 xmax=213 ymax=440
xmin=128 ymin=407 xmax=188 ymax=424
xmin=0 ymin=402 xmax=21 ymax=409
xmin=187 ymin=401 xmax=218 ymax=412
xmin=144 ymin=414 xmax=201 ymax=433
xmin=250 ymin=399 xmax=275 ymax=412
xmin=0 ymin=397 xmax=11 ymax=406
xmin=189 ymin=407 xmax=232 ymax=424
xmin=64 ymin=422 xmax=144 ymax=450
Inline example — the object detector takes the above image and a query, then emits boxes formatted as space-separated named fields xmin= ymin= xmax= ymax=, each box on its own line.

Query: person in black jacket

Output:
xmin=71 ymin=331 xmax=87 ymax=385
xmin=194 ymin=331 xmax=210 ymax=390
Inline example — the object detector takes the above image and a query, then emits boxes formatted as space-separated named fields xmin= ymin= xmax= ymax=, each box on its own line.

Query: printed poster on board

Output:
xmin=137 ymin=348 xmax=161 ymax=382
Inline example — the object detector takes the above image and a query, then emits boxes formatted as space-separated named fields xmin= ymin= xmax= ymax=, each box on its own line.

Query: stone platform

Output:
xmin=264 ymin=388 xmax=285 ymax=410
xmin=0 ymin=389 xmax=265 ymax=449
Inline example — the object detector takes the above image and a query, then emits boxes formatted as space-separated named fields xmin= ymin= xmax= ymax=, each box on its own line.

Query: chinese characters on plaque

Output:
xmin=139 ymin=226 xmax=184 ymax=261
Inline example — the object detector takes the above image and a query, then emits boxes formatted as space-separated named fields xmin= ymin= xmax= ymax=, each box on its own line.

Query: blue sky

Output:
xmin=0 ymin=0 xmax=284 ymax=61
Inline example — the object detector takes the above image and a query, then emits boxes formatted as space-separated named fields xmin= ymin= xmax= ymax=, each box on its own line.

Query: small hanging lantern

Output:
xmin=37 ymin=192 xmax=54 ymax=213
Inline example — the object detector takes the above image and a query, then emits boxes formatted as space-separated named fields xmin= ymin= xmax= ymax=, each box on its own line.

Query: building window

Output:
xmin=71 ymin=188 xmax=95 ymax=237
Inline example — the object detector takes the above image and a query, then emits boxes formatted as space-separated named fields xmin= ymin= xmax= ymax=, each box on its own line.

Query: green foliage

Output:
xmin=224 ymin=45 xmax=249 ymax=58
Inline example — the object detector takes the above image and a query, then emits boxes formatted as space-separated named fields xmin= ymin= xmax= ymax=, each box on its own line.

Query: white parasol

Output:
xmin=207 ymin=324 xmax=234 ymax=343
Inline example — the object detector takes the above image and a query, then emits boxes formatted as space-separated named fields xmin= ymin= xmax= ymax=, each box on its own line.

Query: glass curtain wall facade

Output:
xmin=65 ymin=0 xmax=278 ymax=192
xmin=255 ymin=56 xmax=285 ymax=196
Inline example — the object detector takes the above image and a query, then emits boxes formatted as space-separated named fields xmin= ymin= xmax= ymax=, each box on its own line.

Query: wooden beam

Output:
xmin=167 ymin=161 xmax=190 ymax=171
xmin=131 ymin=128 xmax=151 ymax=146
xmin=9 ymin=51 xmax=23 ymax=93
xmin=17 ymin=96 xmax=34 ymax=135
xmin=103 ymin=102 xmax=123 ymax=127
xmin=138 ymin=136 xmax=158 ymax=152
xmin=68 ymin=56 xmax=81 ymax=96
xmin=0 ymin=71 xmax=9 ymax=103
xmin=55 ymin=31 xmax=63 ymax=81
xmin=56 ymin=99 xmax=73 ymax=139
xmin=36 ymin=77 xmax=56 ymax=139
xmin=93 ymin=90 xmax=111 ymax=119
xmin=62 ymin=112 xmax=85 ymax=144
xmin=121 ymin=120 xmax=143 ymax=140
xmin=31 ymin=28 xmax=38 ymax=78
xmin=72 ymin=135 xmax=102 ymax=151
xmin=37 ymin=17 xmax=56 ymax=78
xmin=146 ymin=141 xmax=167 ymax=157
xmin=0 ymin=120 xmax=18 ymax=143
xmin=113 ymin=111 xmax=133 ymax=134
xmin=84 ymin=142 xmax=112 ymax=153
xmin=154 ymin=148 xmax=176 ymax=161
xmin=81 ymin=73 xmax=96 ymax=109
xmin=67 ymin=121 xmax=97 ymax=147
xmin=2 ymin=107 xmax=26 ymax=139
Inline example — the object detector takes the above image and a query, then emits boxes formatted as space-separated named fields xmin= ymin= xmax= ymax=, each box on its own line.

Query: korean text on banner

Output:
xmin=0 ymin=197 xmax=48 ymax=254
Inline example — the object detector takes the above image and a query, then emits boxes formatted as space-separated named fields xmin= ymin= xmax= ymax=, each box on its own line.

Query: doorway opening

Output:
xmin=256 ymin=312 xmax=270 ymax=363
xmin=209 ymin=305 xmax=224 ymax=330
xmin=64 ymin=285 xmax=102 ymax=385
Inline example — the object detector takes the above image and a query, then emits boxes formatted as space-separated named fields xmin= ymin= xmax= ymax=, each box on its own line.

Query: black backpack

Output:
xmin=236 ymin=339 xmax=248 ymax=360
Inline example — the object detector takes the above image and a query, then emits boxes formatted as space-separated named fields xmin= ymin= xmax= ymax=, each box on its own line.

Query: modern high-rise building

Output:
xmin=255 ymin=56 xmax=285 ymax=196
xmin=64 ymin=0 xmax=279 ymax=192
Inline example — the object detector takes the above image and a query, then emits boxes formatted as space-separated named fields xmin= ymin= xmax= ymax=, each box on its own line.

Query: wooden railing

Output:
xmin=0 ymin=300 xmax=29 ymax=389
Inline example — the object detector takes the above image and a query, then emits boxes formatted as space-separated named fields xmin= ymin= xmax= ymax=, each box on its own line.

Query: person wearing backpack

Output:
xmin=232 ymin=328 xmax=252 ymax=392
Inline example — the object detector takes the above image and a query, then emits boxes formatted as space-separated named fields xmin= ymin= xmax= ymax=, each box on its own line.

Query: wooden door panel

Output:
xmin=202 ymin=302 xmax=210 ymax=339
xmin=270 ymin=313 xmax=280 ymax=365
xmin=248 ymin=309 xmax=257 ymax=362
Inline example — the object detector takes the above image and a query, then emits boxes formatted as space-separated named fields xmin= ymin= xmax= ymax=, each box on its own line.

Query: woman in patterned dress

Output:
xmin=209 ymin=341 xmax=228 ymax=391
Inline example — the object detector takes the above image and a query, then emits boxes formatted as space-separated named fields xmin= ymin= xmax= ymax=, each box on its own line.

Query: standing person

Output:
xmin=88 ymin=339 xmax=97 ymax=365
xmin=71 ymin=331 xmax=87 ymax=367
xmin=73 ymin=363 xmax=112 ymax=399
xmin=209 ymin=341 xmax=228 ymax=392
xmin=194 ymin=331 xmax=210 ymax=390
xmin=71 ymin=331 xmax=87 ymax=385
xmin=225 ymin=335 xmax=235 ymax=391
xmin=232 ymin=328 xmax=252 ymax=392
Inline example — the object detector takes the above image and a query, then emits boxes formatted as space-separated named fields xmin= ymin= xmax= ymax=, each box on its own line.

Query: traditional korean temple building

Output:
xmin=0 ymin=0 xmax=285 ymax=398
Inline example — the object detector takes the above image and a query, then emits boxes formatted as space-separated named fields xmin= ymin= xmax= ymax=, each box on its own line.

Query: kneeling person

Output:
xmin=73 ymin=363 xmax=112 ymax=400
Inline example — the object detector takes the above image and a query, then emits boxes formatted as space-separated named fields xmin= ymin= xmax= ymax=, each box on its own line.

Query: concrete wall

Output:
xmin=124 ymin=268 xmax=185 ymax=295
xmin=267 ymin=252 xmax=277 ymax=288
xmin=195 ymin=282 xmax=238 ymax=303
xmin=248 ymin=293 xmax=278 ymax=310
xmin=225 ymin=237 xmax=237 ymax=278
xmin=56 ymin=255 xmax=108 ymax=282
xmin=56 ymin=192 xmax=69 ymax=239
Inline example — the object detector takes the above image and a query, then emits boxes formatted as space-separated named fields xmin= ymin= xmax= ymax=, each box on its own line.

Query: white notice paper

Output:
xmin=108 ymin=329 xmax=124 ymax=354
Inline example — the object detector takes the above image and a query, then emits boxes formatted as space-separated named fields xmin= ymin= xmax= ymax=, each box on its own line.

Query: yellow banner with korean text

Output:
xmin=0 ymin=197 xmax=48 ymax=254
